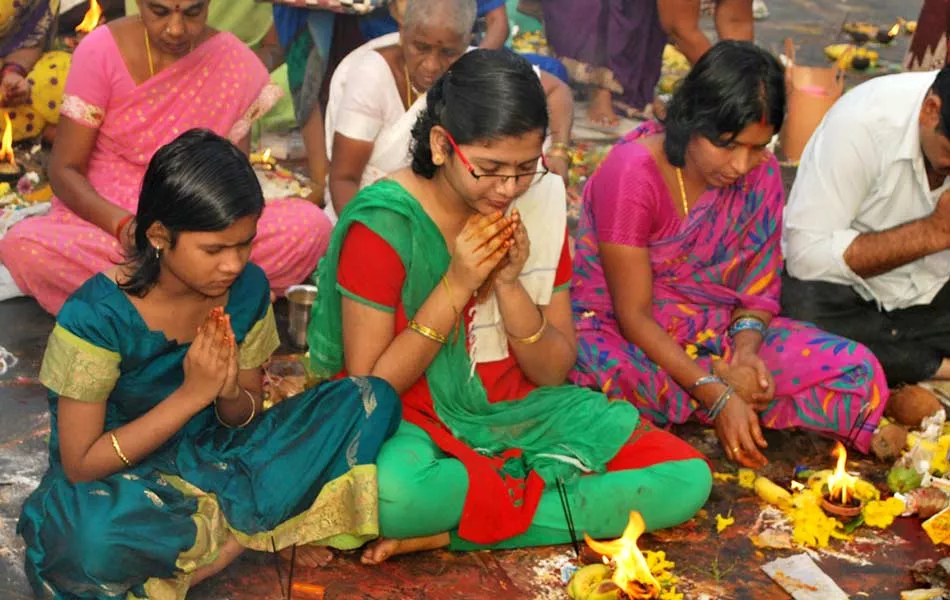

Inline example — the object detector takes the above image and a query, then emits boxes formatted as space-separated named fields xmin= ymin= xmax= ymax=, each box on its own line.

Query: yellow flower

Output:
xmin=787 ymin=489 xmax=844 ymax=548
xmin=713 ymin=472 xmax=738 ymax=483
xmin=0 ymin=182 xmax=10 ymax=196
xmin=716 ymin=513 xmax=735 ymax=533
xmin=738 ymin=468 xmax=756 ymax=489
xmin=863 ymin=497 xmax=905 ymax=529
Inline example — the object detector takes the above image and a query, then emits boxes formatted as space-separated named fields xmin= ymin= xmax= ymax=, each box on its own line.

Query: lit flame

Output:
xmin=585 ymin=512 xmax=661 ymax=599
xmin=826 ymin=442 xmax=857 ymax=505
xmin=75 ymin=0 xmax=103 ymax=34
xmin=887 ymin=23 xmax=900 ymax=38
xmin=0 ymin=112 xmax=15 ymax=166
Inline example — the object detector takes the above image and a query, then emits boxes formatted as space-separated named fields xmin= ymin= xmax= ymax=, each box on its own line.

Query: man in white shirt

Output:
xmin=782 ymin=68 xmax=950 ymax=386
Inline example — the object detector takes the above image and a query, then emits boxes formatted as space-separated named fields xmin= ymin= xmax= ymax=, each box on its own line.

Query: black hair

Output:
xmin=119 ymin=128 xmax=265 ymax=296
xmin=932 ymin=66 xmax=950 ymax=138
xmin=410 ymin=49 xmax=548 ymax=178
xmin=662 ymin=40 xmax=786 ymax=167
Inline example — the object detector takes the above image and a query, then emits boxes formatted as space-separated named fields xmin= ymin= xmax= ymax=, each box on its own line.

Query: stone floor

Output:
xmin=0 ymin=0 xmax=939 ymax=598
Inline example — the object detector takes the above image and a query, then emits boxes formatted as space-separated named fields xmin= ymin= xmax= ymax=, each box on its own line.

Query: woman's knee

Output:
xmin=644 ymin=458 xmax=712 ymax=531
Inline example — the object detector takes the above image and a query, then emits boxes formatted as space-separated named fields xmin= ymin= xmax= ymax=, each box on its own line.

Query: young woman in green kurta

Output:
xmin=17 ymin=129 xmax=400 ymax=599
xmin=309 ymin=49 xmax=713 ymax=564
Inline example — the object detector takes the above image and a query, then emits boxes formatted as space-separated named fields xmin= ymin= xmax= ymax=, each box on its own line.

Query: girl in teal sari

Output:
xmin=310 ymin=50 xmax=711 ymax=564
xmin=17 ymin=129 xmax=400 ymax=599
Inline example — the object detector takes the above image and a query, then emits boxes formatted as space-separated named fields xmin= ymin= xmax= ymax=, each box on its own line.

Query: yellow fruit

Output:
xmin=824 ymin=44 xmax=852 ymax=61
xmin=569 ymin=564 xmax=612 ymax=599
xmin=587 ymin=581 xmax=622 ymax=600
xmin=754 ymin=476 xmax=792 ymax=508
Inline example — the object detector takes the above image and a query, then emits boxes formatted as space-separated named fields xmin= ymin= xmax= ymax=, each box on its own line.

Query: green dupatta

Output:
xmin=309 ymin=179 xmax=639 ymax=484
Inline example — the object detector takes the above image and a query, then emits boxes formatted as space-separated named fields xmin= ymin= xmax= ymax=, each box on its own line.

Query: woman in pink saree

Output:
xmin=570 ymin=42 xmax=891 ymax=466
xmin=0 ymin=0 xmax=331 ymax=314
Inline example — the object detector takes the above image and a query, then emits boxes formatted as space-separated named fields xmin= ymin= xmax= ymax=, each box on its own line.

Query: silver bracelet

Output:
xmin=707 ymin=385 xmax=733 ymax=421
xmin=688 ymin=375 xmax=725 ymax=392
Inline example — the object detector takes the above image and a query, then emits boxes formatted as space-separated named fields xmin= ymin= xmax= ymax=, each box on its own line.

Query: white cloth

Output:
xmin=0 ymin=265 xmax=24 ymax=302
xmin=783 ymin=71 xmax=950 ymax=311
xmin=324 ymin=33 xmax=424 ymax=222
xmin=469 ymin=172 xmax=567 ymax=368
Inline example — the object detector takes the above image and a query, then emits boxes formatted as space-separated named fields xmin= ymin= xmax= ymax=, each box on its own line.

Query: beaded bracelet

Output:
xmin=728 ymin=317 xmax=767 ymax=338
xmin=707 ymin=385 xmax=734 ymax=421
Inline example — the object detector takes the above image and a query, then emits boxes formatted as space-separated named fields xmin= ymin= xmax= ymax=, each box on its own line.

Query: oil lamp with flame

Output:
xmin=0 ymin=112 xmax=23 ymax=182
xmin=75 ymin=0 xmax=104 ymax=35
xmin=584 ymin=512 xmax=662 ymax=599
xmin=820 ymin=442 xmax=864 ymax=519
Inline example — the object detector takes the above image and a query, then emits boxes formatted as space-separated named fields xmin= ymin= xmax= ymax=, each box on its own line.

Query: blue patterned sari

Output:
xmin=18 ymin=263 xmax=400 ymax=599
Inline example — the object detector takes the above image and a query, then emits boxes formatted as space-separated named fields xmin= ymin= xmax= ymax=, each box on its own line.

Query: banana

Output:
xmin=824 ymin=44 xmax=852 ymax=61
xmin=754 ymin=476 xmax=792 ymax=509
xmin=824 ymin=44 xmax=878 ymax=70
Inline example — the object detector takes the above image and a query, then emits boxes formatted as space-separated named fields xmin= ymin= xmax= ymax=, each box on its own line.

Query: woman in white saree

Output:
xmin=324 ymin=0 xmax=573 ymax=220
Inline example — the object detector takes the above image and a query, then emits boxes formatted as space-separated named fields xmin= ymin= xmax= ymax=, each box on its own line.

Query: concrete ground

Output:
xmin=0 ymin=1 xmax=939 ymax=598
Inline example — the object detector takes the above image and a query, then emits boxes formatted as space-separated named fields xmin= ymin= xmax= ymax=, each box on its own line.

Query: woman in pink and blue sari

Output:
xmin=570 ymin=42 xmax=890 ymax=467
xmin=0 ymin=0 xmax=332 ymax=314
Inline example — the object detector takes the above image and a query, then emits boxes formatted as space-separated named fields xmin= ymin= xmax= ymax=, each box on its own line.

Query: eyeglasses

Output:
xmin=443 ymin=130 xmax=549 ymax=185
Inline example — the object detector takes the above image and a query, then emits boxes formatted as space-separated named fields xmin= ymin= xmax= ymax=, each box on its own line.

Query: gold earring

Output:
xmin=433 ymin=155 xmax=444 ymax=165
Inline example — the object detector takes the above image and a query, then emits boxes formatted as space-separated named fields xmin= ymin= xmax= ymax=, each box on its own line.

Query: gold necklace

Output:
xmin=145 ymin=27 xmax=154 ymax=77
xmin=403 ymin=62 xmax=415 ymax=109
xmin=675 ymin=167 xmax=689 ymax=216
xmin=144 ymin=26 xmax=196 ymax=78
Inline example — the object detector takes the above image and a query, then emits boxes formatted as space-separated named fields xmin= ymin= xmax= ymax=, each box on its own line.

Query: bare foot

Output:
xmin=360 ymin=533 xmax=450 ymax=565
xmin=588 ymin=87 xmax=619 ymax=127
xmin=281 ymin=545 xmax=334 ymax=568
xmin=360 ymin=538 xmax=401 ymax=565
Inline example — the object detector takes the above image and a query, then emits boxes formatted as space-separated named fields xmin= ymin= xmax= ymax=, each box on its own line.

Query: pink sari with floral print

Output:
xmin=0 ymin=26 xmax=331 ymax=314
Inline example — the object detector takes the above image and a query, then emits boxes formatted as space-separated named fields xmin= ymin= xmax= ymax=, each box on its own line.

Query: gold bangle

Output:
xmin=550 ymin=141 xmax=570 ymax=153
xmin=110 ymin=432 xmax=132 ymax=468
xmin=215 ymin=387 xmax=256 ymax=429
xmin=507 ymin=313 xmax=547 ymax=345
xmin=408 ymin=319 xmax=447 ymax=344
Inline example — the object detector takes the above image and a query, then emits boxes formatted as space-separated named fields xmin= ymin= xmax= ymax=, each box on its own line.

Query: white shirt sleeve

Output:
xmin=334 ymin=53 xmax=391 ymax=143
xmin=783 ymin=109 xmax=879 ymax=291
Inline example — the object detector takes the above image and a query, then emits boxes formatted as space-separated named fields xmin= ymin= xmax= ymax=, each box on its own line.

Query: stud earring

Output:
xmin=433 ymin=155 xmax=444 ymax=166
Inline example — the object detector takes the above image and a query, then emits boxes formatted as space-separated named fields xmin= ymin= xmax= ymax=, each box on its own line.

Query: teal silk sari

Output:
xmin=18 ymin=263 xmax=400 ymax=599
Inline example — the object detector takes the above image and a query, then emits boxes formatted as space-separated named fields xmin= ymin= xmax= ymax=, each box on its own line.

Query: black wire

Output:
xmin=271 ymin=537 xmax=287 ymax=600
xmin=556 ymin=477 xmax=580 ymax=559
xmin=287 ymin=544 xmax=297 ymax=600
xmin=845 ymin=403 xmax=872 ymax=448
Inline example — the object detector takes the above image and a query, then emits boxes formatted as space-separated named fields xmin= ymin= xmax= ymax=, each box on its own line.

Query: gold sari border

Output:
xmin=39 ymin=324 xmax=120 ymax=403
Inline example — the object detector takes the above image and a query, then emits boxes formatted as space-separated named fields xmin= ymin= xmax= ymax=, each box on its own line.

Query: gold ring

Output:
xmin=731 ymin=447 xmax=741 ymax=454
